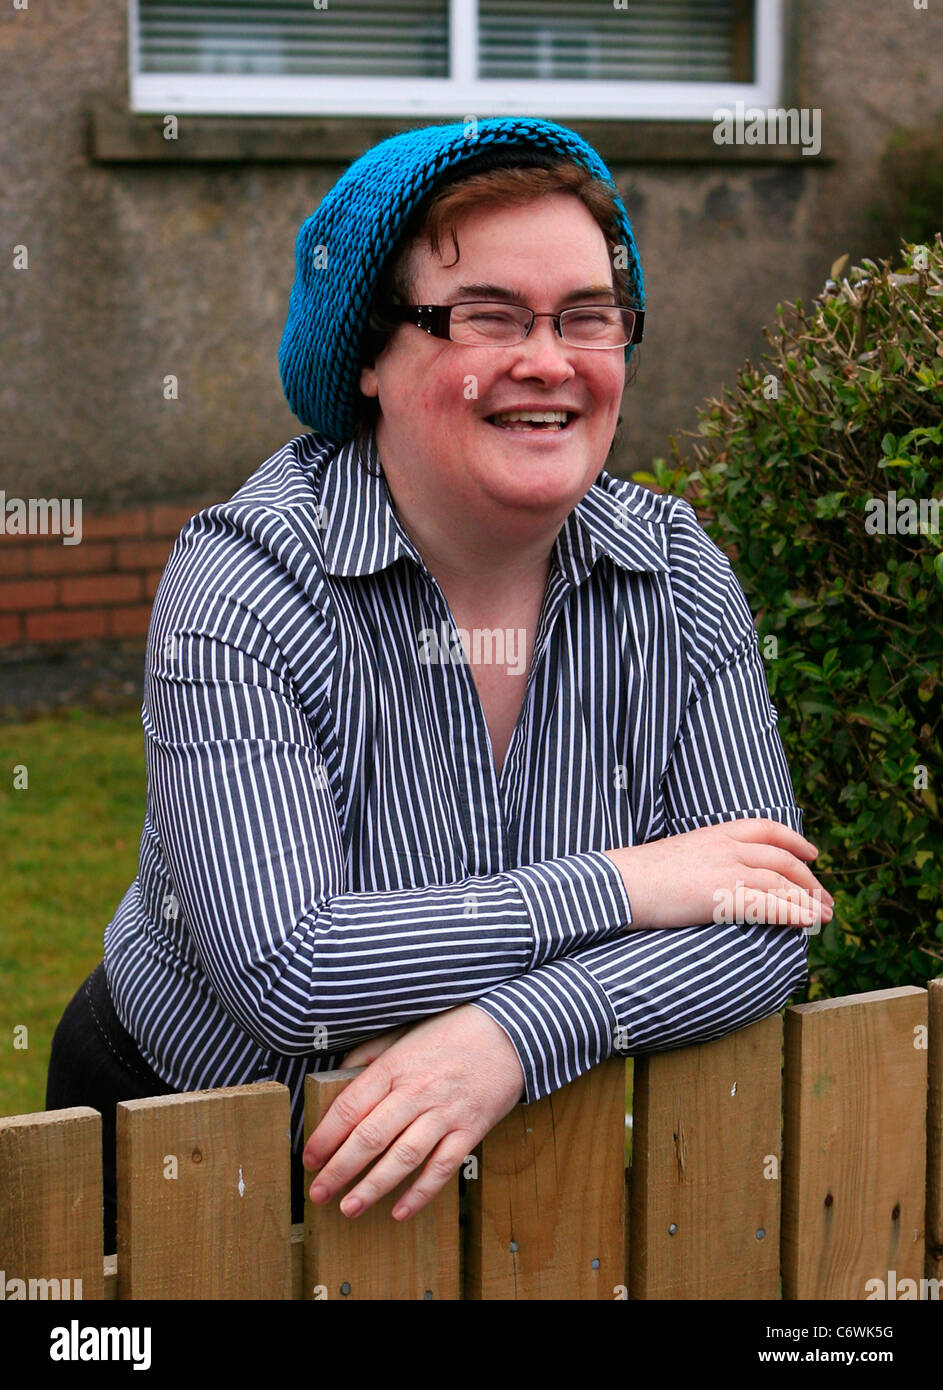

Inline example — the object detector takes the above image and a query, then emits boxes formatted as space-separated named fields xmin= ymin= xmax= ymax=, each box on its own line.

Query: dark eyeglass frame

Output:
xmin=382 ymin=301 xmax=645 ymax=348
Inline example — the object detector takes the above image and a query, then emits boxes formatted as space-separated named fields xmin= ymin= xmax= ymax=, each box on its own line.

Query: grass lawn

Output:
xmin=0 ymin=707 xmax=146 ymax=1120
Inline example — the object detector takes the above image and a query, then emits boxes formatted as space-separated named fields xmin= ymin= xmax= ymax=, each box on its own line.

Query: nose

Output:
xmin=506 ymin=314 xmax=577 ymax=387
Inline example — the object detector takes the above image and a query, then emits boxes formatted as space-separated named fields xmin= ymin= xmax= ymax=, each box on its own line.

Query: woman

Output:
xmin=46 ymin=117 xmax=832 ymax=1251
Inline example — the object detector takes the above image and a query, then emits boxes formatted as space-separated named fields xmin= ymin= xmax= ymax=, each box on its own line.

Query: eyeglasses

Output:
xmin=383 ymin=301 xmax=645 ymax=349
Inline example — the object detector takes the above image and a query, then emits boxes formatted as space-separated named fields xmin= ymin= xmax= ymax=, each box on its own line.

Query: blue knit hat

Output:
xmin=278 ymin=118 xmax=644 ymax=444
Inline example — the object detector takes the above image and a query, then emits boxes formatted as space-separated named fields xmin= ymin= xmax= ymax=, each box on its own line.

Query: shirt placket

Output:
xmin=415 ymin=568 xmax=502 ymax=876
xmin=499 ymin=566 xmax=577 ymax=837
xmin=416 ymin=562 xmax=578 ymax=878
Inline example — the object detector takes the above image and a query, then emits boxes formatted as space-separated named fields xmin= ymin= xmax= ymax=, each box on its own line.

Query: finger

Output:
xmin=390 ymin=1132 xmax=474 ymax=1222
xmin=307 ymin=1085 xmax=430 ymax=1203
xmin=302 ymin=1065 xmax=387 ymax=1171
xmin=721 ymin=818 xmax=818 ymax=859
xmin=737 ymin=844 xmax=834 ymax=903
xmin=743 ymin=878 xmax=831 ymax=927
xmin=335 ymin=1115 xmax=452 ymax=1219
xmin=712 ymin=878 xmax=825 ymax=926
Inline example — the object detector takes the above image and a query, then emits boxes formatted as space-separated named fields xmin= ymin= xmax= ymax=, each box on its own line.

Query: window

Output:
xmin=130 ymin=0 xmax=785 ymax=120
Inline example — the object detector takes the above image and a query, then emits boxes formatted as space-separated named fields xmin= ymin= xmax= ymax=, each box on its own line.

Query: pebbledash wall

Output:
xmin=2 ymin=1 xmax=943 ymax=648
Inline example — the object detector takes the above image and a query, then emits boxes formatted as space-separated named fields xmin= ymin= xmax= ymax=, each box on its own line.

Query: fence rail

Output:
xmin=2 ymin=981 xmax=941 ymax=1300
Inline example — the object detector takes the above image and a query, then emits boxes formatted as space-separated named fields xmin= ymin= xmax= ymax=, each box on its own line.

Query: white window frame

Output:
xmin=129 ymin=0 xmax=785 ymax=120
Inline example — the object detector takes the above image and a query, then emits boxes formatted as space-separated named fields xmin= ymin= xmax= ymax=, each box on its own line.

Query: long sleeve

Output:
xmin=470 ymin=536 xmax=810 ymax=1103
xmin=106 ymin=435 xmax=817 ymax=1155
xmin=142 ymin=584 xmax=633 ymax=1059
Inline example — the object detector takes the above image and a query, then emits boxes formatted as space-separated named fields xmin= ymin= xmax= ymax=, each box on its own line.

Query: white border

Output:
xmin=129 ymin=0 xmax=784 ymax=120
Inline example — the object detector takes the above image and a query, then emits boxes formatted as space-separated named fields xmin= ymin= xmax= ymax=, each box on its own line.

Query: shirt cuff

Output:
xmin=503 ymin=849 xmax=634 ymax=971
xmin=469 ymin=956 xmax=619 ymax=1105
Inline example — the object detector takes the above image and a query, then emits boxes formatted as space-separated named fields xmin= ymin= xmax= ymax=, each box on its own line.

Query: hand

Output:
xmin=303 ymin=1004 xmax=525 ymax=1222
xmin=603 ymin=818 xmax=834 ymax=931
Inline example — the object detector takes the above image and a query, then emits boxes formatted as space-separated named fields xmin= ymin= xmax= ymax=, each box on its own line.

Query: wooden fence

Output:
xmin=2 ymin=981 xmax=941 ymax=1300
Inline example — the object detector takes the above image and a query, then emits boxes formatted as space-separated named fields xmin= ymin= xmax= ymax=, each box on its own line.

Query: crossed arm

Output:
xmin=302 ymin=621 xmax=816 ymax=1222
xmin=145 ymin=538 xmax=816 ymax=1224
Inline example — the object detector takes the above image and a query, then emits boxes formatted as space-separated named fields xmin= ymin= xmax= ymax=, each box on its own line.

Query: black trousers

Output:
xmin=45 ymin=962 xmax=307 ymax=1254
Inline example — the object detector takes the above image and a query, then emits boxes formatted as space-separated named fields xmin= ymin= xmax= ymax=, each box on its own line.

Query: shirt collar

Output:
xmin=317 ymin=431 xmax=671 ymax=583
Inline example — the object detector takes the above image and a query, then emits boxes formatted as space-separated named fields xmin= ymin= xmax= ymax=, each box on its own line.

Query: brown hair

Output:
xmin=353 ymin=159 xmax=638 ymax=473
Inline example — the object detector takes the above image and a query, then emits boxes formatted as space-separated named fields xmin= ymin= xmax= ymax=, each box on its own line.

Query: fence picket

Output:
xmin=0 ymin=1106 xmax=103 ymax=1300
xmin=303 ymin=1070 xmax=459 ymax=1300
xmin=783 ymin=986 xmax=928 ymax=1300
xmin=629 ymin=1012 xmax=783 ymax=1299
xmin=2 ymin=981 xmax=940 ymax=1302
xmin=925 ymin=978 xmax=942 ymax=1285
xmin=116 ymin=1082 xmax=292 ymax=1299
xmin=464 ymin=1055 xmax=625 ymax=1299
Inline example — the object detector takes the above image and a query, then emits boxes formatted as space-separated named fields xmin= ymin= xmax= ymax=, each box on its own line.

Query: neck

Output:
xmin=377 ymin=457 xmax=564 ymax=618
xmin=389 ymin=489 xmax=557 ymax=615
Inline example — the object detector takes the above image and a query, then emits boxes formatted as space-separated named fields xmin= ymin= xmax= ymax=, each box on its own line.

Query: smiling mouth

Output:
xmin=486 ymin=410 xmax=575 ymax=432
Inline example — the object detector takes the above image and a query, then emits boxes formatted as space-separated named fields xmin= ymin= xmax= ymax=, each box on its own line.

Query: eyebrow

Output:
xmin=445 ymin=282 xmax=618 ymax=305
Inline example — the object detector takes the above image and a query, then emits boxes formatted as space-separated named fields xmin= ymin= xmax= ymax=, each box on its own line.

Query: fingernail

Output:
xmin=392 ymin=1204 xmax=410 ymax=1221
xmin=310 ymin=1183 xmax=328 ymax=1203
xmin=822 ymin=905 xmax=833 ymax=920
xmin=341 ymin=1196 xmax=362 ymax=1217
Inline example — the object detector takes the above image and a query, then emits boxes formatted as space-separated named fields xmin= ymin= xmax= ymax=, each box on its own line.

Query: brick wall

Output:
xmin=0 ymin=497 xmax=222 ymax=649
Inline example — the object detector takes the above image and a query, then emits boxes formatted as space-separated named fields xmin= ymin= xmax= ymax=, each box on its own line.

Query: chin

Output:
xmin=481 ymin=455 xmax=591 ymax=512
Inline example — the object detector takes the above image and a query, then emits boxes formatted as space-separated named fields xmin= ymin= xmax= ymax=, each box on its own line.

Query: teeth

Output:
xmin=490 ymin=410 xmax=570 ymax=426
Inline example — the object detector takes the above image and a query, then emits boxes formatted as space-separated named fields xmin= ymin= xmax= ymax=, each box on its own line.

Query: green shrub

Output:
xmin=640 ymin=236 xmax=943 ymax=1000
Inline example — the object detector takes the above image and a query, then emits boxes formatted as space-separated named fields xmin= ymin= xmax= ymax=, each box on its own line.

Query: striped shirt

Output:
xmin=104 ymin=429 xmax=809 ymax=1154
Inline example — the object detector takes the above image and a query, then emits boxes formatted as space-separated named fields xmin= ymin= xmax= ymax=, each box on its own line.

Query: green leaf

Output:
xmin=901 ymin=425 xmax=943 ymax=446
xmin=847 ymin=703 xmax=898 ymax=734
xmin=813 ymin=491 xmax=848 ymax=519
xmin=821 ymin=918 xmax=841 ymax=952
xmin=868 ymin=662 xmax=890 ymax=700
xmin=799 ymin=699 xmax=837 ymax=717
xmin=822 ymin=648 xmax=841 ymax=679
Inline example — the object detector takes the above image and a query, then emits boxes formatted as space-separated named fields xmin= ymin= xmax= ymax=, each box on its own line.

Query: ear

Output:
xmin=359 ymin=362 xmax=379 ymax=398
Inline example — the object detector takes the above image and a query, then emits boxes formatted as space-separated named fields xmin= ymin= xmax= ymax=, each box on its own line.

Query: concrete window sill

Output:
xmin=87 ymin=99 xmax=832 ymax=166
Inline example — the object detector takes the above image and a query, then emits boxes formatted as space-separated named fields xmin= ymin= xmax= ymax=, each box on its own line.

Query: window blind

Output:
xmin=478 ymin=1 xmax=748 ymax=83
xmin=136 ymin=0 xmax=751 ymax=83
xmin=137 ymin=0 xmax=449 ymax=78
